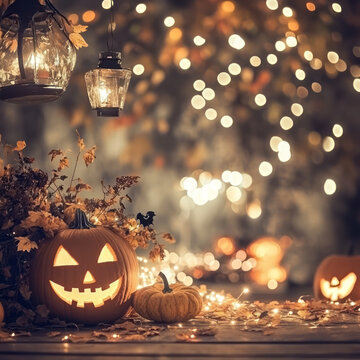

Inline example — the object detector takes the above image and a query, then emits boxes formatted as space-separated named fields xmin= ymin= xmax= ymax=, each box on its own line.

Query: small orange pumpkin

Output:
xmin=314 ymin=255 xmax=360 ymax=302
xmin=133 ymin=272 xmax=202 ymax=323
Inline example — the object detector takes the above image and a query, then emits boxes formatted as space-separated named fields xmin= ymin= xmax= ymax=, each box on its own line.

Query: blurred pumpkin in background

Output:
xmin=314 ymin=255 xmax=360 ymax=302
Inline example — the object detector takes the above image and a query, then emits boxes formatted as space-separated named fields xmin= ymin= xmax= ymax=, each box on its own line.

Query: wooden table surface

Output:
xmin=1 ymin=321 xmax=360 ymax=359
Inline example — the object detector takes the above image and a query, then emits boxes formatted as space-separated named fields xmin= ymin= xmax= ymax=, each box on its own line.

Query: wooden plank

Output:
xmin=2 ymin=323 xmax=360 ymax=359
xmin=1 ymin=342 xmax=360 ymax=358
xmin=0 ymin=356 xmax=358 ymax=360
xmin=3 ymin=324 xmax=360 ymax=343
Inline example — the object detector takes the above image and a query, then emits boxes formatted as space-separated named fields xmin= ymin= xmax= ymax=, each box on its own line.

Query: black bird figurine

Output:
xmin=136 ymin=211 xmax=156 ymax=227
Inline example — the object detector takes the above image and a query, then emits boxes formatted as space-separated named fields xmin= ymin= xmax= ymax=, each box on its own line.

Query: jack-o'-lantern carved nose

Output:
xmin=83 ymin=271 xmax=96 ymax=284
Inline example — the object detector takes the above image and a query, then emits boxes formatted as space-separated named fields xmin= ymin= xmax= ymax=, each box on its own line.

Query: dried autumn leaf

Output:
xmin=102 ymin=321 xmax=138 ymax=332
xmin=15 ymin=236 xmax=38 ymax=252
xmin=92 ymin=331 xmax=113 ymax=341
xmin=66 ymin=334 xmax=91 ymax=343
xmin=270 ymin=315 xmax=281 ymax=327
xmin=58 ymin=157 xmax=69 ymax=171
xmin=73 ymin=24 xmax=88 ymax=33
xmin=20 ymin=210 xmax=67 ymax=237
xmin=149 ymin=243 xmax=165 ymax=262
xmin=48 ymin=149 xmax=63 ymax=161
xmin=196 ymin=327 xmax=217 ymax=336
xmin=75 ymin=183 xmax=92 ymax=192
xmin=13 ymin=140 xmax=26 ymax=151
xmin=83 ymin=146 xmax=96 ymax=167
xmin=47 ymin=331 xmax=61 ymax=338
xmin=69 ymin=32 xmax=88 ymax=50
xmin=297 ymin=310 xmax=318 ymax=321
xmin=162 ymin=232 xmax=176 ymax=243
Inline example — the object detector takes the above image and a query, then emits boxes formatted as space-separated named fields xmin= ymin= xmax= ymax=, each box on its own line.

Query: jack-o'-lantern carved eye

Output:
xmin=97 ymin=243 xmax=117 ymax=263
xmin=53 ymin=246 xmax=79 ymax=267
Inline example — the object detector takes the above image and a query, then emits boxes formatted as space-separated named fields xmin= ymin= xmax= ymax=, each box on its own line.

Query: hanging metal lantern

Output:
xmin=0 ymin=0 xmax=76 ymax=104
xmin=84 ymin=51 xmax=131 ymax=117
xmin=84 ymin=1 xmax=131 ymax=117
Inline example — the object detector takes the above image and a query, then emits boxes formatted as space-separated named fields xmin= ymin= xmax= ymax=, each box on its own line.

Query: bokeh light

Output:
xmin=228 ymin=34 xmax=245 ymax=50
xmin=135 ymin=3 xmax=147 ymax=14
xmin=164 ymin=16 xmax=175 ymax=27
xmin=324 ymin=179 xmax=336 ymax=195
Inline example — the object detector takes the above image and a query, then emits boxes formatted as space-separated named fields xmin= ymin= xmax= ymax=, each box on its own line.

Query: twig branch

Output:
xmin=52 ymin=181 xmax=65 ymax=204
xmin=69 ymin=150 xmax=81 ymax=192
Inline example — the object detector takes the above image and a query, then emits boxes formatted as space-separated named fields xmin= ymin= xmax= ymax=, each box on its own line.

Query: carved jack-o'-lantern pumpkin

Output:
xmin=314 ymin=255 xmax=360 ymax=302
xmin=30 ymin=209 xmax=138 ymax=324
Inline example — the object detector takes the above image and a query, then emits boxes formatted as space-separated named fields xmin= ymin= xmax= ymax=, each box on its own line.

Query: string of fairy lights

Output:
xmin=137 ymin=247 xmax=254 ymax=289
xmin=136 ymin=236 xmax=288 ymax=291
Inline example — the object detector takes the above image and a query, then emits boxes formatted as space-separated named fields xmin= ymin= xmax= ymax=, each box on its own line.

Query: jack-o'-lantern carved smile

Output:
xmin=320 ymin=273 xmax=357 ymax=301
xmin=314 ymin=255 xmax=360 ymax=302
xmin=30 ymin=209 xmax=139 ymax=324
xmin=49 ymin=278 xmax=121 ymax=308
xmin=49 ymin=243 xmax=122 ymax=308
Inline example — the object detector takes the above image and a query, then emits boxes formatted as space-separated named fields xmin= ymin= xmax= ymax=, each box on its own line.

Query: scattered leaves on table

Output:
xmin=199 ymin=287 xmax=360 ymax=333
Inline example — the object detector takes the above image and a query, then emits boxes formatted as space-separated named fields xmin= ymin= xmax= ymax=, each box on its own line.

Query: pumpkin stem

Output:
xmin=69 ymin=209 xmax=96 ymax=229
xmin=159 ymin=272 xmax=173 ymax=294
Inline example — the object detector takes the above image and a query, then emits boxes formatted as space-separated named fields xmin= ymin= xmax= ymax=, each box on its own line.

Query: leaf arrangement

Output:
xmin=0 ymin=133 xmax=174 ymax=326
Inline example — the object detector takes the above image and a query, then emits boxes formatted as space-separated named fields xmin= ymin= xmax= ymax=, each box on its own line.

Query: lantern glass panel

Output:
xmin=0 ymin=13 xmax=76 ymax=103
xmin=84 ymin=68 xmax=132 ymax=112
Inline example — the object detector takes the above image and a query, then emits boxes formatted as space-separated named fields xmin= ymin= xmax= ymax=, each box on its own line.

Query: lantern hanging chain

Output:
xmin=44 ymin=0 xmax=70 ymax=25
xmin=107 ymin=0 xmax=115 ymax=52
xmin=44 ymin=0 xmax=73 ymax=42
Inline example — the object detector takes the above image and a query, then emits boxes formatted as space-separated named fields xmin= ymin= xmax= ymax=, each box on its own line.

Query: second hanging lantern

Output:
xmin=85 ymin=51 xmax=131 ymax=117
xmin=84 ymin=1 xmax=131 ymax=117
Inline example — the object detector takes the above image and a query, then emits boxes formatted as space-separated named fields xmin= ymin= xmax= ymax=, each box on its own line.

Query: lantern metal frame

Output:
xmin=0 ymin=0 xmax=76 ymax=103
